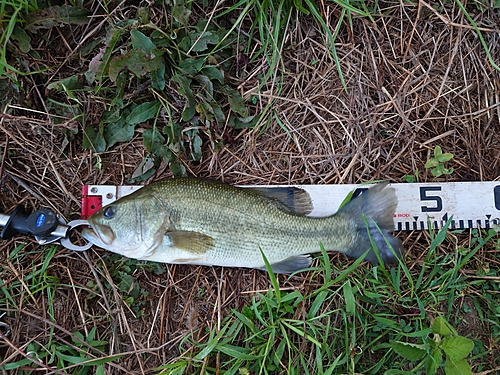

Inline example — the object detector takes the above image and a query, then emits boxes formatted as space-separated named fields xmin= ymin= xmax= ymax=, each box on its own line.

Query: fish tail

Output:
xmin=339 ymin=183 xmax=403 ymax=264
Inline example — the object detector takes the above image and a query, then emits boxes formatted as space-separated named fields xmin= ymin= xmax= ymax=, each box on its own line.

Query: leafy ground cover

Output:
xmin=1 ymin=0 xmax=500 ymax=374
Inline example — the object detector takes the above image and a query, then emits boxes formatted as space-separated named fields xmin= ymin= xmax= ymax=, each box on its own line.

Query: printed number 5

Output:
xmin=420 ymin=186 xmax=443 ymax=212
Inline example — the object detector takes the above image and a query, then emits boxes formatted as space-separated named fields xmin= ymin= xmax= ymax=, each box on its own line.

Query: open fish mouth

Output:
xmin=81 ymin=226 xmax=114 ymax=248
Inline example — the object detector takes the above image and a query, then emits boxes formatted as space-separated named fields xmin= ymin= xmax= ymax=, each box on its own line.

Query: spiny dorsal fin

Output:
xmin=165 ymin=231 xmax=215 ymax=254
xmin=250 ymin=187 xmax=313 ymax=215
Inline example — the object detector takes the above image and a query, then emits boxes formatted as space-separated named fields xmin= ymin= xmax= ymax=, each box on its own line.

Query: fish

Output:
xmin=81 ymin=178 xmax=403 ymax=273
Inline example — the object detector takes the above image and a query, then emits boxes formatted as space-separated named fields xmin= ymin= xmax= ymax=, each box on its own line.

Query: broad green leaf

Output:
xmin=104 ymin=119 xmax=133 ymax=146
xmin=223 ymin=86 xmax=248 ymax=117
xmin=402 ymin=174 xmax=416 ymax=183
xmin=26 ymin=5 xmax=91 ymax=32
xmin=181 ymin=105 xmax=196 ymax=122
xmin=431 ymin=316 xmax=452 ymax=335
xmin=202 ymin=66 xmax=224 ymax=83
xmin=178 ymin=35 xmax=192 ymax=52
xmin=173 ymin=74 xmax=197 ymax=121
xmin=87 ymin=27 xmax=126 ymax=83
xmin=129 ymin=156 xmax=157 ymax=183
xmin=11 ymin=26 xmax=31 ymax=53
xmin=125 ymin=101 xmax=161 ymax=125
xmin=390 ymin=341 xmax=426 ymax=361
xmin=47 ymin=74 xmax=85 ymax=91
xmin=431 ymin=165 xmax=445 ymax=177
xmin=437 ymin=152 xmax=454 ymax=162
xmin=178 ymin=58 xmax=205 ymax=75
xmin=212 ymin=104 xmax=225 ymax=125
xmin=425 ymin=347 xmax=443 ymax=375
xmin=190 ymin=134 xmax=202 ymax=161
xmin=168 ymin=159 xmax=186 ymax=177
xmin=142 ymin=127 xmax=165 ymax=155
xmin=197 ymin=101 xmax=215 ymax=123
xmin=425 ymin=159 xmax=440 ymax=168
xmin=440 ymin=336 xmax=474 ymax=360
xmin=195 ymin=75 xmax=213 ymax=97
xmin=163 ymin=123 xmax=184 ymax=149
xmin=151 ymin=65 xmax=166 ymax=90
xmin=109 ymin=43 xmax=165 ymax=82
xmin=131 ymin=30 xmax=156 ymax=52
xmin=373 ymin=316 xmax=399 ymax=329
xmin=230 ymin=115 xmax=258 ymax=129
xmin=104 ymin=117 xmax=135 ymax=149
xmin=118 ymin=272 xmax=135 ymax=293
xmin=172 ymin=1 xmax=191 ymax=25
xmin=189 ymin=31 xmax=220 ymax=52
xmin=444 ymin=357 xmax=472 ymax=375
xmin=83 ymin=124 xmax=106 ymax=152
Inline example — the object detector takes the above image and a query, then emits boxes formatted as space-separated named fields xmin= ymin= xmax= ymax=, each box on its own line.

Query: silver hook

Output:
xmin=60 ymin=220 xmax=93 ymax=252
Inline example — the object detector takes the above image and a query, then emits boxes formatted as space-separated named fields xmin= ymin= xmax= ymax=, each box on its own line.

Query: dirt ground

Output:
xmin=1 ymin=0 xmax=500 ymax=373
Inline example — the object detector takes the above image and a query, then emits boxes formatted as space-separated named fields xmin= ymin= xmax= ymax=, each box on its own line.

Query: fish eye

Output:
xmin=103 ymin=206 xmax=116 ymax=219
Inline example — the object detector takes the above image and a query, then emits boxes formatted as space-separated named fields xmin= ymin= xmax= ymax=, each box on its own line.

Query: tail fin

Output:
xmin=339 ymin=183 xmax=403 ymax=264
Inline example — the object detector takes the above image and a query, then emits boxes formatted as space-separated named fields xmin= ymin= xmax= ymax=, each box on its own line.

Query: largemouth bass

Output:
xmin=82 ymin=178 xmax=403 ymax=273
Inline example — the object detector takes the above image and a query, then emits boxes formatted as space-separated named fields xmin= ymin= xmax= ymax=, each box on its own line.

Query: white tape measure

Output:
xmin=81 ymin=182 xmax=500 ymax=231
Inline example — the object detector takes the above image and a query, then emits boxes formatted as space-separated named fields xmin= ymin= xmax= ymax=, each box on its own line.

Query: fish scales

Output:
xmin=82 ymin=178 xmax=403 ymax=273
xmin=149 ymin=179 xmax=357 ymax=265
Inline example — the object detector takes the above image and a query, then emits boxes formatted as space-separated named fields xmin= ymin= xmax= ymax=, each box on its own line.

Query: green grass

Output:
xmin=1 ymin=217 xmax=499 ymax=374
xmin=0 ymin=245 xmax=122 ymax=373
xmin=155 ymin=225 xmax=500 ymax=374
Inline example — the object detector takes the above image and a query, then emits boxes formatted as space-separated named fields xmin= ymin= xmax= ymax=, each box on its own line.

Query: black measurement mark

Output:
xmin=494 ymin=186 xmax=500 ymax=210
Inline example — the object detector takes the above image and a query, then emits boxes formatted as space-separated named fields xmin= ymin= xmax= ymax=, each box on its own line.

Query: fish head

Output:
xmin=82 ymin=194 xmax=169 ymax=259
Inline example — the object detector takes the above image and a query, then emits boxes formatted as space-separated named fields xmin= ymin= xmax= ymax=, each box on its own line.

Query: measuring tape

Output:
xmin=81 ymin=182 xmax=500 ymax=231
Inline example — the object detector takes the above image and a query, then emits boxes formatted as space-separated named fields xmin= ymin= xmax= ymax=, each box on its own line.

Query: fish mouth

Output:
xmin=81 ymin=224 xmax=115 ymax=248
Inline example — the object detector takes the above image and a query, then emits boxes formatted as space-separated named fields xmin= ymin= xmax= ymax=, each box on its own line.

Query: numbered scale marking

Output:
xmin=81 ymin=182 xmax=500 ymax=231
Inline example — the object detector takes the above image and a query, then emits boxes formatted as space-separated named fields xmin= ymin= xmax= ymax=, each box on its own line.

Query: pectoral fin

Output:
xmin=165 ymin=231 xmax=215 ymax=254
xmin=250 ymin=187 xmax=313 ymax=215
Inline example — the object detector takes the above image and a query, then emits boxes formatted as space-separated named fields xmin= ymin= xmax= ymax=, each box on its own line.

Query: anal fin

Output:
xmin=259 ymin=255 xmax=312 ymax=274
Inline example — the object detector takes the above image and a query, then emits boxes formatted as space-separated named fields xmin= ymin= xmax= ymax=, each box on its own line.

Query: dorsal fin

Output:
xmin=250 ymin=187 xmax=313 ymax=215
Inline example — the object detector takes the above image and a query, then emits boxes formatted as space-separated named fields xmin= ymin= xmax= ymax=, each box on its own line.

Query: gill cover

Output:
xmin=85 ymin=193 xmax=170 ymax=258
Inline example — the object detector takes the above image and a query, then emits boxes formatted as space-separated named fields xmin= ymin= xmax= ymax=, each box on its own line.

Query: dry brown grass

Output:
xmin=1 ymin=0 xmax=500 ymax=373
